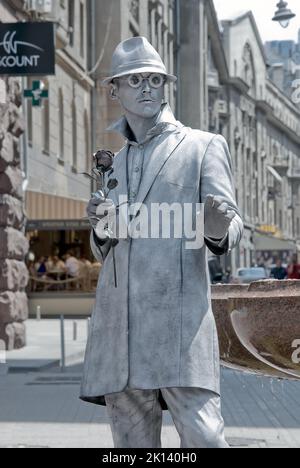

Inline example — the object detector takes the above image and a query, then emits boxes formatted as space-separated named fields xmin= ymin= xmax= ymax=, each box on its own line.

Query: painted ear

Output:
xmin=110 ymin=84 xmax=118 ymax=100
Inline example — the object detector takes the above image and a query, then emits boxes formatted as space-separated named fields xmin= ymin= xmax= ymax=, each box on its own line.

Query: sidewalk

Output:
xmin=3 ymin=319 xmax=88 ymax=373
xmin=0 ymin=319 xmax=300 ymax=448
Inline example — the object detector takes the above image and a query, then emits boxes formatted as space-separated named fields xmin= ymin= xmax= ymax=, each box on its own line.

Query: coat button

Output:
xmin=134 ymin=167 xmax=140 ymax=172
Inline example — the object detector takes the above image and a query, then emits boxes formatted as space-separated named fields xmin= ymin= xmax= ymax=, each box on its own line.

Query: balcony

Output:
xmin=271 ymin=156 xmax=289 ymax=175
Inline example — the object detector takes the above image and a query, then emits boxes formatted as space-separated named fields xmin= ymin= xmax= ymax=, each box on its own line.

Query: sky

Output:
xmin=213 ymin=0 xmax=300 ymax=43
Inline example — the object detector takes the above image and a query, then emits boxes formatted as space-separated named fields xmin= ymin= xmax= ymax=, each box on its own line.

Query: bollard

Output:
xmin=0 ymin=339 xmax=7 ymax=375
xmin=87 ymin=317 xmax=91 ymax=338
xmin=60 ymin=315 xmax=66 ymax=372
xmin=36 ymin=305 xmax=41 ymax=321
xmin=73 ymin=321 xmax=78 ymax=341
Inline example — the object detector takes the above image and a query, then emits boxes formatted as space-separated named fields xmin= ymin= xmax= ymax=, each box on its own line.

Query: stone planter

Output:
xmin=212 ymin=280 xmax=300 ymax=380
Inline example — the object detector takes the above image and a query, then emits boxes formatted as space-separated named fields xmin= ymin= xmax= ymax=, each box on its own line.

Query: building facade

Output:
xmin=22 ymin=0 xmax=95 ymax=260
xmin=221 ymin=12 xmax=300 ymax=271
xmin=180 ymin=5 xmax=300 ymax=273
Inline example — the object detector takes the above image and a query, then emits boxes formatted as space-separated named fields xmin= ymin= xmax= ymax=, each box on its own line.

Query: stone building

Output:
xmin=221 ymin=12 xmax=300 ymax=270
xmin=180 ymin=6 xmax=300 ymax=272
xmin=0 ymin=1 xmax=29 ymax=350
xmin=23 ymin=0 xmax=95 ymax=261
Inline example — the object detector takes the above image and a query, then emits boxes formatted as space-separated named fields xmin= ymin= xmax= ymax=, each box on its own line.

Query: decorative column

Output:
xmin=0 ymin=77 xmax=29 ymax=350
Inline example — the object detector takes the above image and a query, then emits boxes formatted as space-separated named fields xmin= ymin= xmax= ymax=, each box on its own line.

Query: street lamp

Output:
xmin=272 ymin=1 xmax=296 ymax=28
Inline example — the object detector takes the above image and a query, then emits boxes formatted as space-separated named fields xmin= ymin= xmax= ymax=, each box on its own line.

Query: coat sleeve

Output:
xmin=200 ymin=134 xmax=244 ymax=256
xmin=90 ymin=230 xmax=112 ymax=262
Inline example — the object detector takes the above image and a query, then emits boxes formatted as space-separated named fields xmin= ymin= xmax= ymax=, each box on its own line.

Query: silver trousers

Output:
xmin=104 ymin=387 xmax=229 ymax=448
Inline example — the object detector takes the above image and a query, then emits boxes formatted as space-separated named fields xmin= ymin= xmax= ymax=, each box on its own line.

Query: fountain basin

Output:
xmin=211 ymin=280 xmax=300 ymax=380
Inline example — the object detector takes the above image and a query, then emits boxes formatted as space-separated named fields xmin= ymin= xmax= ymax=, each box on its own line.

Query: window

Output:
xmin=68 ymin=0 xmax=75 ymax=47
xmin=80 ymin=2 xmax=84 ymax=57
xmin=84 ymin=110 xmax=91 ymax=173
xmin=58 ymin=89 xmax=64 ymax=161
xmin=279 ymin=209 xmax=283 ymax=229
xmin=72 ymin=100 xmax=77 ymax=171
xmin=42 ymin=80 xmax=50 ymax=154
xmin=27 ymin=77 xmax=33 ymax=145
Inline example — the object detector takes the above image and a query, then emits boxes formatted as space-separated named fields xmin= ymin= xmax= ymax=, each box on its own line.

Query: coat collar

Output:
xmin=106 ymin=103 xmax=182 ymax=144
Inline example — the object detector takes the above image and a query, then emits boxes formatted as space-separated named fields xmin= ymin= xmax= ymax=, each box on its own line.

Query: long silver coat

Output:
xmin=80 ymin=123 xmax=243 ymax=406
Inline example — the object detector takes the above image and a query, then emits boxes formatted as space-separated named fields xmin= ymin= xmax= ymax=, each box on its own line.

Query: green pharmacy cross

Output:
xmin=23 ymin=80 xmax=49 ymax=107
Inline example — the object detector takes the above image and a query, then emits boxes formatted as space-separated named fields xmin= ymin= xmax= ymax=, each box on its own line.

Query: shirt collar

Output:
xmin=106 ymin=103 xmax=181 ymax=145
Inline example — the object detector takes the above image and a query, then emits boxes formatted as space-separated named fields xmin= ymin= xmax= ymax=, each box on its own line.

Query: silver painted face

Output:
xmin=114 ymin=72 xmax=165 ymax=119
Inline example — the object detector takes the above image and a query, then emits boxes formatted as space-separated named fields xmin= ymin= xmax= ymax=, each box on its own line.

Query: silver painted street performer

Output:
xmin=80 ymin=37 xmax=244 ymax=448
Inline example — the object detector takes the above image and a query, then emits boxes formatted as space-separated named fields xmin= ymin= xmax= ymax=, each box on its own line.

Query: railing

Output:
xmin=28 ymin=265 xmax=101 ymax=293
xmin=272 ymin=157 xmax=289 ymax=168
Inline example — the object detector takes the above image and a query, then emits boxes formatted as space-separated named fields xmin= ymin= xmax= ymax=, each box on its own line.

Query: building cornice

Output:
xmin=256 ymin=100 xmax=300 ymax=146
xmin=266 ymin=79 xmax=300 ymax=117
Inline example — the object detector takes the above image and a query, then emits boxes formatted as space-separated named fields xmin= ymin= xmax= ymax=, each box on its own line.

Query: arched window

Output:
xmin=72 ymin=100 xmax=77 ymax=171
xmin=58 ymin=88 xmax=64 ymax=161
xmin=42 ymin=79 xmax=50 ymax=154
xmin=242 ymin=43 xmax=256 ymax=98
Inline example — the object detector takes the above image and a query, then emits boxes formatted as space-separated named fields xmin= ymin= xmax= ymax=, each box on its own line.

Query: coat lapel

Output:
xmin=108 ymin=128 xmax=187 ymax=224
xmin=133 ymin=128 xmax=187 ymax=217
xmin=109 ymin=145 xmax=129 ymax=207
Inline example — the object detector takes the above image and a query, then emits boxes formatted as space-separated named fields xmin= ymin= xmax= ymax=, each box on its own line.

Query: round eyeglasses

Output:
xmin=124 ymin=73 xmax=166 ymax=89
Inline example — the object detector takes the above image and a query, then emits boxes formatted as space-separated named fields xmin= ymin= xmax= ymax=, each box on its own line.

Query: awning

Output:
xmin=25 ymin=191 xmax=88 ymax=226
xmin=254 ymin=233 xmax=296 ymax=252
xmin=267 ymin=165 xmax=283 ymax=183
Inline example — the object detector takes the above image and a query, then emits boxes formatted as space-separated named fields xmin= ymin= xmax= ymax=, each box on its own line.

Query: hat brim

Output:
xmin=102 ymin=67 xmax=177 ymax=86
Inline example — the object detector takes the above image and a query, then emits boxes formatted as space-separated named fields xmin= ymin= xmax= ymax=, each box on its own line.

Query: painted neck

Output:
xmin=125 ymin=110 xmax=161 ymax=144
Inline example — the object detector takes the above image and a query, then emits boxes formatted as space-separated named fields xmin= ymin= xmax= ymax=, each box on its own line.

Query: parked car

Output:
xmin=231 ymin=267 xmax=268 ymax=284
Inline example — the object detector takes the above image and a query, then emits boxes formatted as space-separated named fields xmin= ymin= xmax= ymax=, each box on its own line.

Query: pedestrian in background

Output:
xmin=271 ymin=258 xmax=287 ymax=280
xmin=287 ymin=254 xmax=300 ymax=279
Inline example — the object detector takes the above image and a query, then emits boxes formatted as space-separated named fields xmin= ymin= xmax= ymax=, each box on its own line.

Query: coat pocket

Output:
xmin=156 ymin=171 xmax=196 ymax=190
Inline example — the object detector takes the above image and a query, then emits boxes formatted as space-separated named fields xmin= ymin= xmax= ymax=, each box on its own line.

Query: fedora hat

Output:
xmin=102 ymin=36 xmax=177 ymax=86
